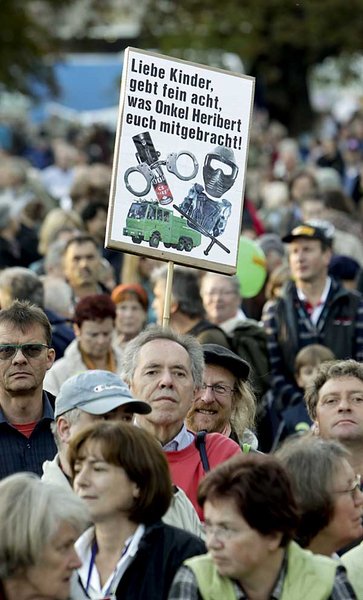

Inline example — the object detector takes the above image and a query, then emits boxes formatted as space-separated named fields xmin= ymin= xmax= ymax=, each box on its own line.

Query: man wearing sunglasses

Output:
xmin=0 ymin=300 xmax=56 ymax=479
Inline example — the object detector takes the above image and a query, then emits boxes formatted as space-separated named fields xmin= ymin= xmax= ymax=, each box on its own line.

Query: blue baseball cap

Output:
xmin=54 ymin=370 xmax=151 ymax=419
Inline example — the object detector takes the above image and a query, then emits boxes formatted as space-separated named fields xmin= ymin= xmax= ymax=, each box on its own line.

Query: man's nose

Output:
xmin=337 ymin=397 xmax=352 ymax=410
xmin=159 ymin=369 xmax=174 ymax=387
xmin=12 ymin=348 xmax=28 ymax=363
xmin=94 ymin=333 xmax=110 ymax=343
xmin=200 ymin=385 xmax=216 ymax=404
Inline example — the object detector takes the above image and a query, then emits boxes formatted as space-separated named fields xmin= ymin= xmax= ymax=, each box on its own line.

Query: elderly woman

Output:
xmin=111 ymin=283 xmax=148 ymax=349
xmin=168 ymin=453 xmax=357 ymax=600
xmin=69 ymin=421 xmax=206 ymax=599
xmin=0 ymin=472 xmax=87 ymax=600
xmin=277 ymin=435 xmax=363 ymax=556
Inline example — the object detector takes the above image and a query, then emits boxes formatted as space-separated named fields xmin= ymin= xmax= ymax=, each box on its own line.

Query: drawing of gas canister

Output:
xmin=125 ymin=132 xmax=173 ymax=205
xmin=124 ymin=131 xmax=199 ymax=206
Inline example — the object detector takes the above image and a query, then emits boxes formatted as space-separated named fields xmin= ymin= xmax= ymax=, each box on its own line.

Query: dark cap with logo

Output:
xmin=282 ymin=222 xmax=334 ymax=247
xmin=202 ymin=343 xmax=250 ymax=381
xmin=54 ymin=370 xmax=151 ymax=418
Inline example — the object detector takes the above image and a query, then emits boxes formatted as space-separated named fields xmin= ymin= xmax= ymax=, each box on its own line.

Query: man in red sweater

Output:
xmin=121 ymin=325 xmax=240 ymax=519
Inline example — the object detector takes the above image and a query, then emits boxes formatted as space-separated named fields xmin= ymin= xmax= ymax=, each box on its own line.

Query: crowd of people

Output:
xmin=1 ymin=107 xmax=363 ymax=598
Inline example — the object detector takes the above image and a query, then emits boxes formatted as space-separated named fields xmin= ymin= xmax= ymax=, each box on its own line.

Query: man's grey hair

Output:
xmin=43 ymin=276 xmax=73 ymax=318
xmin=44 ymin=239 xmax=69 ymax=275
xmin=121 ymin=325 xmax=204 ymax=387
xmin=0 ymin=267 xmax=44 ymax=307
xmin=305 ymin=359 xmax=363 ymax=420
xmin=152 ymin=265 xmax=205 ymax=318
xmin=201 ymin=272 xmax=240 ymax=296
xmin=0 ymin=472 xmax=88 ymax=578
xmin=50 ymin=408 xmax=82 ymax=449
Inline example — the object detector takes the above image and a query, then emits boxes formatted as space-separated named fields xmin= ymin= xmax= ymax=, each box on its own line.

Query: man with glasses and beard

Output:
xmin=0 ymin=300 xmax=56 ymax=479
xmin=186 ymin=344 xmax=258 ymax=451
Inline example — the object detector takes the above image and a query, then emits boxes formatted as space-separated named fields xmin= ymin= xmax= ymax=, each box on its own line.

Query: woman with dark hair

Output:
xmin=168 ymin=453 xmax=357 ymax=600
xmin=44 ymin=293 xmax=123 ymax=395
xmin=69 ymin=421 xmax=206 ymax=600
xmin=277 ymin=435 xmax=363 ymax=556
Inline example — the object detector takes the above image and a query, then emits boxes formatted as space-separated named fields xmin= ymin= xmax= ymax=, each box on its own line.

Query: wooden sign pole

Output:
xmin=162 ymin=261 xmax=174 ymax=328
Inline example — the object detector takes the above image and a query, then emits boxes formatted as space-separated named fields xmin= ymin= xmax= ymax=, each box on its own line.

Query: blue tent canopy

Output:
xmin=30 ymin=53 xmax=123 ymax=122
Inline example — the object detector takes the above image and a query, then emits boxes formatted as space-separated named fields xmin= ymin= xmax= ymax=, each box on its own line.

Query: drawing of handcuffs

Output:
xmin=124 ymin=131 xmax=198 ymax=204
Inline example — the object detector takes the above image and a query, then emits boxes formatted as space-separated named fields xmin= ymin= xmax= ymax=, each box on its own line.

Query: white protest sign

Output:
xmin=106 ymin=47 xmax=255 ymax=274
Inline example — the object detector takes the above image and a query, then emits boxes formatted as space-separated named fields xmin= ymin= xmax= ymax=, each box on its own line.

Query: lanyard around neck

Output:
xmin=86 ymin=537 xmax=132 ymax=597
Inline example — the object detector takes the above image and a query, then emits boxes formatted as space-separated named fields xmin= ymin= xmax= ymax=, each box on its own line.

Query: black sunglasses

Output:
xmin=0 ymin=344 xmax=50 ymax=360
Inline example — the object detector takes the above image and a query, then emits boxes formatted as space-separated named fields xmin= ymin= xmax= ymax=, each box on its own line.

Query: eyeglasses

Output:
xmin=203 ymin=290 xmax=236 ymax=298
xmin=202 ymin=523 xmax=241 ymax=541
xmin=0 ymin=344 xmax=50 ymax=360
xmin=333 ymin=474 xmax=361 ymax=499
xmin=201 ymin=383 xmax=236 ymax=396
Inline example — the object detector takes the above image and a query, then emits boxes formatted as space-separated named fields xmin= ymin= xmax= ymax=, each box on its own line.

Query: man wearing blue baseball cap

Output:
xmin=42 ymin=369 xmax=151 ymax=487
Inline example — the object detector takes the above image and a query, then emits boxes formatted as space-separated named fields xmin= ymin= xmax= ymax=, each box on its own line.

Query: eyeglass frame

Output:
xmin=333 ymin=474 xmax=361 ymax=499
xmin=203 ymin=289 xmax=237 ymax=298
xmin=0 ymin=343 xmax=51 ymax=360
xmin=200 ymin=383 xmax=236 ymax=397
xmin=202 ymin=522 xmax=242 ymax=542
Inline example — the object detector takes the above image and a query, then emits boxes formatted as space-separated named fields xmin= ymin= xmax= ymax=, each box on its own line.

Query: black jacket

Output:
xmin=116 ymin=520 xmax=206 ymax=600
xmin=44 ymin=308 xmax=75 ymax=360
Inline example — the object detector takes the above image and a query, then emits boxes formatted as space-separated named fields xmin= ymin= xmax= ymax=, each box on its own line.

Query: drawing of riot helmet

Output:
xmin=203 ymin=146 xmax=239 ymax=198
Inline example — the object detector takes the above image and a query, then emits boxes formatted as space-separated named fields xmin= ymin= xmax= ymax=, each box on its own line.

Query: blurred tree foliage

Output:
xmin=0 ymin=0 xmax=74 ymax=96
xmin=0 ymin=0 xmax=122 ymax=98
xmin=139 ymin=0 xmax=363 ymax=133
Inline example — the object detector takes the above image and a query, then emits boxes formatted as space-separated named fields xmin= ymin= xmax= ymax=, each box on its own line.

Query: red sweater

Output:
xmin=166 ymin=433 xmax=241 ymax=520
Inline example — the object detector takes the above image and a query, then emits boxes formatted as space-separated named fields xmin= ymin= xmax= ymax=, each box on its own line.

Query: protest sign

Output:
xmin=106 ymin=47 xmax=255 ymax=274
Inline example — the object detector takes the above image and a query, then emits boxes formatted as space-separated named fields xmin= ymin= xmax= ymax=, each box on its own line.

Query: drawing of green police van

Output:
xmin=123 ymin=200 xmax=201 ymax=251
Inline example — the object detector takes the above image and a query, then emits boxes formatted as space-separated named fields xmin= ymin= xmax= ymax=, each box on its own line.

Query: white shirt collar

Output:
xmin=76 ymin=524 xmax=145 ymax=596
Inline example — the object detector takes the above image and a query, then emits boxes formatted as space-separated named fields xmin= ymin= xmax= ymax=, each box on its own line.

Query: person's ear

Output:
xmin=46 ymin=347 xmax=56 ymax=370
xmin=57 ymin=416 xmax=72 ymax=444
xmin=313 ymin=421 xmax=320 ymax=436
xmin=132 ymin=484 xmax=140 ymax=499
xmin=73 ymin=323 xmax=80 ymax=337
xmin=266 ymin=532 xmax=283 ymax=552
xmin=170 ymin=300 xmax=179 ymax=315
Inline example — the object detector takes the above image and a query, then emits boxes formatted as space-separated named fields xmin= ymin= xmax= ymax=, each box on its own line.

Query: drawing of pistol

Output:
xmin=124 ymin=131 xmax=198 ymax=206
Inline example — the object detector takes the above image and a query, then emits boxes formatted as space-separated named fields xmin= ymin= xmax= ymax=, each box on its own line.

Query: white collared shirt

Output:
xmin=297 ymin=277 xmax=331 ymax=326
xmin=76 ymin=524 xmax=145 ymax=598
xmin=218 ymin=309 xmax=248 ymax=334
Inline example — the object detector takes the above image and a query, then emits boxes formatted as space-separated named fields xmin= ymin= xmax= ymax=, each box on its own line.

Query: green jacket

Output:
xmin=341 ymin=541 xmax=363 ymax=599
xmin=185 ymin=541 xmax=338 ymax=600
